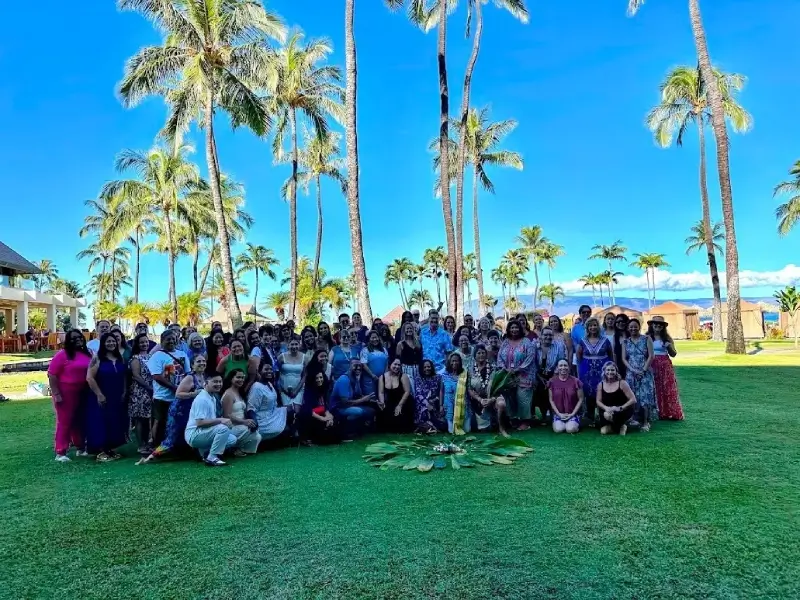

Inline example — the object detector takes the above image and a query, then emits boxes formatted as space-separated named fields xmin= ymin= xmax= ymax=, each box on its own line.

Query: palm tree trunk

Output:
xmin=134 ymin=232 xmax=140 ymax=303
xmin=435 ymin=0 xmax=458 ymax=320
xmin=110 ymin=256 xmax=117 ymax=305
xmin=312 ymin=174 xmax=324 ymax=291
xmin=696 ymin=116 xmax=724 ymax=341
xmin=533 ymin=262 xmax=540 ymax=310
xmin=198 ymin=247 xmax=215 ymax=296
xmin=344 ymin=0 xmax=373 ymax=323
xmin=472 ymin=166 xmax=486 ymax=313
xmin=204 ymin=92 xmax=242 ymax=329
xmin=163 ymin=210 xmax=178 ymax=323
xmin=453 ymin=1 xmax=483 ymax=323
xmin=644 ymin=268 xmax=651 ymax=308
xmin=288 ymin=108 xmax=300 ymax=321
xmin=689 ymin=0 xmax=743 ymax=352
xmin=591 ymin=285 xmax=596 ymax=307
xmin=192 ymin=244 xmax=200 ymax=292
xmin=608 ymin=260 xmax=616 ymax=305
xmin=548 ymin=264 xmax=553 ymax=286
xmin=467 ymin=281 xmax=472 ymax=311
xmin=100 ymin=257 xmax=108 ymax=303
xmin=253 ymin=271 xmax=259 ymax=322
xmin=599 ymin=284 xmax=605 ymax=308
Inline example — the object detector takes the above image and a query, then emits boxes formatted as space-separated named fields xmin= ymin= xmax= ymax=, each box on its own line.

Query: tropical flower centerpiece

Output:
xmin=364 ymin=436 xmax=533 ymax=472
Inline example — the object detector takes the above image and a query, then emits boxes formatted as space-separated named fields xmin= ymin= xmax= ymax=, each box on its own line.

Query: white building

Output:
xmin=0 ymin=241 xmax=86 ymax=333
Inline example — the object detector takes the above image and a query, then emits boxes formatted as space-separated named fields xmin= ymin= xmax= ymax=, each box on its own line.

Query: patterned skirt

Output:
xmin=652 ymin=355 xmax=684 ymax=420
xmin=152 ymin=398 xmax=193 ymax=456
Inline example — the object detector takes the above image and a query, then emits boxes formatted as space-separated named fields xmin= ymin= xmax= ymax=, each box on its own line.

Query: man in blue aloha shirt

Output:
xmin=420 ymin=310 xmax=454 ymax=372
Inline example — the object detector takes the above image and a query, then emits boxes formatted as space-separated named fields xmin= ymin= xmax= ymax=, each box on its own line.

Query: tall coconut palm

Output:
xmin=177 ymin=291 xmax=210 ymax=327
xmin=32 ymin=260 xmax=59 ymax=292
xmin=516 ymin=225 xmax=548 ymax=310
xmin=384 ymin=258 xmax=414 ymax=309
xmin=490 ymin=266 xmax=509 ymax=318
xmin=538 ymin=241 xmax=564 ymax=285
xmin=774 ymin=160 xmax=800 ymax=236
xmin=629 ymin=0 xmax=747 ymax=354
xmin=409 ymin=289 xmax=434 ymax=313
xmin=463 ymin=252 xmax=477 ymax=312
xmin=579 ymin=273 xmax=598 ymax=307
xmin=281 ymin=127 xmax=346 ymax=289
xmin=410 ymin=263 xmax=428 ymax=297
xmin=387 ymin=0 xmax=457 ymax=318
xmin=235 ymin=244 xmax=279 ymax=316
xmin=589 ymin=241 xmax=627 ymax=305
xmin=118 ymin=0 xmax=286 ymax=330
xmin=426 ymin=0 xmax=528 ymax=320
xmin=481 ymin=294 xmax=498 ymax=313
xmin=343 ymin=0 xmax=373 ymax=323
xmin=101 ymin=144 xmax=202 ymax=322
xmin=685 ymin=220 xmax=725 ymax=257
xmin=632 ymin=253 xmax=671 ymax=307
xmin=538 ymin=283 xmax=565 ymax=314
xmin=423 ymin=247 xmax=448 ymax=307
xmin=500 ymin=249 xmax=528 ymax=300
xmin=266 ymin=31 xmax=343 ymax=321
xmin=597 ymin=270 xmax=623 ymax=306
xmin=647 ymin=65 xmax=750 ymax=341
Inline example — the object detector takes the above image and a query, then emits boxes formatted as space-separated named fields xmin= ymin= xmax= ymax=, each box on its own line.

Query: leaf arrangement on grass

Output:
xmin=363 ymin=436 xmax=533 ymax=472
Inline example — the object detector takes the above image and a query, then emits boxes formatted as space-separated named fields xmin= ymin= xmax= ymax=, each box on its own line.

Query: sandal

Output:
xmin=96 ymin=452 xmax=113 ymax=463
xmin=232 ymin=449 xmax=247 ymax=458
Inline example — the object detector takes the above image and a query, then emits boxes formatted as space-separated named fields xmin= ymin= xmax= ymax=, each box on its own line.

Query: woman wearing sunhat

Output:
xmin=646 ymin=316 xmax=684 ymax=420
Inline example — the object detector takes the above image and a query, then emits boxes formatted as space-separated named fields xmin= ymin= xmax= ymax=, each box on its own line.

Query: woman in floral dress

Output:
xmin=413 ymin=359 xmax=444 ymax=433
xmin=497 ymin=320 xmax=536 ymax=430
xmin=622 ymin=318 xmax=657 ymax=431
xmin=576 ymin=317 xmax=613 ymax=425
xmin=129 ymin=333 xmax=154 ymax=454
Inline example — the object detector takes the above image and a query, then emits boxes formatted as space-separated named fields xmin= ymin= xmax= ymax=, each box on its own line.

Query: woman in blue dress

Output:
xmin=622 ymin=318 xmax=657 ymax=431
xmin=85 ymin=333 xmax=128 ymax=462
xmin=576 ymin=317 xmax=613 ymax=425
xmin=440 ymin=353 xmax=472 ymax=435
xmin=329 ymin=328 xmax=356 ymax=382
xmin=359 ymin=330 xmax=388 ymax=396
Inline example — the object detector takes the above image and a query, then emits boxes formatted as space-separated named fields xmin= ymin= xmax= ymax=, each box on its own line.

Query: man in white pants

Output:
xmin=185 ymin=374 xmax=236 ymax=466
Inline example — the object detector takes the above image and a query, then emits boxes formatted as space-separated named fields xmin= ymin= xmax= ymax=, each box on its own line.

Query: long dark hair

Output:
xmin=302 ymin=371 xmax=330 ymax=414
xmin=317 ymin=321 xmax=334 ymax=348
xmin=613 ymin=314 xmax=630 ymax=379
xmin=131 ymin=333 xmax=151 ymax=356
xmin=63 ymin=329 xmax=90 ymax=360
xmin=222 ymin=368 xmax=246 ymax=393
xmin=97 ymin=332 xmax=122 ymax=362
xmin=419 ymin=358 xmax=436 ymax=379
xmin=646 ymin=322 xmax=674 ymax=345
xmin=306 ymin=349 xmax=329 ymax=382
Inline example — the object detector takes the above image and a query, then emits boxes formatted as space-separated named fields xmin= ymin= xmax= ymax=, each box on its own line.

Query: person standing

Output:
xmin=576 ymin=317 xmax=613 ymax=426
xmin=134 ymin=322 xmax=157 ymax=352
xmin=48 ymin=329 xmax=91 ymax=462
xmin=377 ymin=358 xmax=414 ymax=433
xmin=277 ymin=338 xmax=308 ymax=408
xmin=349 ymin=312 xmax=370 ymax=355
xmin=86 ymin=320 xmax=111 ymax=354
xmin=570 ymin=305 xmax=593 ymax=373
xmin=612 ymin=314 xmax=630 ymax=379
xmin=360 ymin=331 xmax=389 ymax=396
xmin=396 ymin=323 xmax=422 ymax=394
xmin=129 ymin=333 xmax=155 ymax=455
xmin=622 ymin=318 xmax=657 ymax=432
xmin=420 ymin=311 xmax=454 ymax=373
xmin=85 ymin=333 xmax=128 ymax=461
xmin=147 ymin=331 xmax=190 ymax=448
xmin=601 ymin=312 xmax=617 ymax=340
xmin=647 ymin=316 xmax=684 ymax=420
xmin=497 ymin=320 xmax=536 ymax=430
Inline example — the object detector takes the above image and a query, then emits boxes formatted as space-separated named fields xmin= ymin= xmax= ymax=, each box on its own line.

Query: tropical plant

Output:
xmin=631 ymin=253 xmax=671 ymax=307
xmin=423 ymin=247 xmax=448 ymax=306
xmin=203 ymin=271 xmax=249 ymax=323
xmin=630 ymin=0 xmax=747 ymax=354
xmin=343 ymin=0 xmax=373 ymax=323
xmin=516 ymin=225 xmax=549 ymax=310
xmin=774 ymin=286 xmax=800 ymax=347
xmin=774 ymin=160 xmax=800 ymax=237
xmin=463 ymin=253 xmax=477 ymax=311
xmin=647 ymin=65 xmax=750 ymax=342
xmin=490 ymin=265 xmax=510 ymax=317
xmin=538 ymin=283 xmax=565 ymax=313
xmin=579 ymin=273 xmax=600 ymax=307
xmin=31 ymin=260 xmax=59 ymax=292
xmin=499 ymin=249 xmax=527 ymax=299
xmin=363 ymin=436 xmax=533 ymax=472
xmin=264 ymin=290 xmax=291 ymax=321
xmin=77 ymin=240 xmax=131 ymax=304
xmin=95 ymin=301 xmax=123 ymax=323
xmin=266 ymin=31 xmax=343 ymax=321
xmin=481 ymin=294 xmax=498 ymax=313
xmin=537 ymin=241 xmax=564 ymax=285
xmin=276 ymin=257 xmax=351 ymax=324
xmin=235 ymin=244 xmax=279 ymax=317
xmin=121 ymin=298 xmax=155 ymax=326
xmin=504 ymin=296 xmax=523 ymax=315
xmin=685 ymin=220 xmax=724 ymax=257
xmin=176 ymin=291 xmax=210 ymax=327
xmin=47 ymin=278 xmax=83 ymax=299
xmin=409 ymin=289 xmax=434 ymax=313
xmin=283 ymin=128 xmax=346 ymax=288
xmin=589 ymin=241 xmax=627 ymax=305
xmin=385 ymin=258 xmax=415 ymax=309
xmin=596 ymin=270 xmax=623 ymax=305
xmin=118 ymin=0 xmax=285 ymax=330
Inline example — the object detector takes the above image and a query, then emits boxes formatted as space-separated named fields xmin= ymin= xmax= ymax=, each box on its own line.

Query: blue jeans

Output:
xmin=334 ymin=406 xmax=376 ymax=438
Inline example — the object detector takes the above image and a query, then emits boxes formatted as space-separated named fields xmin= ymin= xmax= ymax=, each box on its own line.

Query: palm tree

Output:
xmin=632 ymin=253 xmax=671 ymax=307
xmin=423 ymin=247 xmax=448 ymax=307
xmin=589 ymin=241 xmax=627 ymax=305
xmin=384 ymin=258 xmax=414 ymax=309
xmin=516 ymin=225 xmax=549 ymax=310
xmin=177 ymin=291 xmax=210 ymax=327
xmin=481 ymin=294 xmax=498 ymax=313
xmin=538 ymin=283 xmax=565 ymax=314
xmin=410 ymin=263 xmax=428 ymax=297
xmin=283 ymin=128 xmax=346 ymax=288
xmin=630 ymin=0 xmax=747 ymax=354
xmin=774 ymin=286 xmax=800 ymax=347
xmin=774 ymin=160 xmax=800 ymax=236
xmin=685 ymin=220 xmax=725 ymax=257
xmin=77 ymin=242 xmax=130 ymax=304
xmin=463 ymin=253 xmax=477 ymax=312
xmin=596 ymin=270 xmax=623 ymax=306
xmin=118 ymin=0 xmax=285 ymax=330
xmin=235 ymin=244 xmax=279 ymax=316
xmin=579 ymin=273 xmax=598 ymax=307
xmin=490 ymin=266 xmax=509 ymax=318
xmin=203 ymin=271 xmax=249 ymax=325
xmin=264 ymin=290 xmax=291 ymax=321
xmin=266 ymin=31 xmax=343 ymax=321
xmin=342 ymin=0 xmax=373 ymax=324
xmin=409 ymin=289 xmax=434 ymax=313
xmin=101 ymin=144 xmax=202 ymax=322
xmin=505 ymin=296 xmax=523 ymax=315
xmin=500 ymin=249 xmax=528 ymax=300
xmin=387 ymin=0 xmax=457 ymax=318
xmin=426 ymin=1 xmax=528 ymax=319
xmin=538 ymin=241 xmax=564 ymax=285
xmin=32 ymin=260 xmax=59 ymax=292
xmin=647 ymin=65 xmax=750 ymax=342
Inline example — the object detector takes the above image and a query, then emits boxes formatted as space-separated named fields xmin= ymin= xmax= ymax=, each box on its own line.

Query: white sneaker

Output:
xmin=204 ymin=456 xmax=227 ymax=467
xmin=75 ymin=450 xmax=89 ymax=457
xmin=55 ymin=455 xmax=71 ymax=463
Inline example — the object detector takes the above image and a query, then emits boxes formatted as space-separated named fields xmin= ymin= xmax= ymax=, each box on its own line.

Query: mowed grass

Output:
xmin=0 ymin=350 xmax=55 ymax=364
xmin=1 ymin=354 xmax=799 ymax=599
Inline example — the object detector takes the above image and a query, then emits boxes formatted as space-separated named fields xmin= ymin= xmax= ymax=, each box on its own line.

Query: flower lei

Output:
xmin=472 ymin=362 xmax=492 ymax=395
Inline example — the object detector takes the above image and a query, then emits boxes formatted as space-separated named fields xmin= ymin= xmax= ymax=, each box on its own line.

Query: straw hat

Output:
xmin=647 ymin=315 xmax=669 ymax=327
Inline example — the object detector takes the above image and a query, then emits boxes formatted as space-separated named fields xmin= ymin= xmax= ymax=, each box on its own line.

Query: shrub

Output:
xmin=766 ymin=326 xmax=785 ymax=340
xmin=691 ymin=329 xmax=712 ymax=341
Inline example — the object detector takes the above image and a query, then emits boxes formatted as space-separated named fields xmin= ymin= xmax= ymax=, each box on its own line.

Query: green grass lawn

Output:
xmin=1 ymin=354 xmax=799 ymax=599
xmin=0 ymin=350 xmax=55 ymax=364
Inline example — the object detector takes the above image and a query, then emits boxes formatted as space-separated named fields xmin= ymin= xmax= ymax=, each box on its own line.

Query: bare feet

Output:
xmin=499 ymin=429 xmax=510 ymax=438
xmin=517 ymin=423 xmax=531 ymax=432
xmin=619 ymin=424 xmax=628 ymax=436
xmin=600 ymin=426 xmax=612 ymax=435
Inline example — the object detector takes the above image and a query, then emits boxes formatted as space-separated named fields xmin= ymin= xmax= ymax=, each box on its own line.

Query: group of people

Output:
xmin=46 ymin=304 xmax=684 ymax=466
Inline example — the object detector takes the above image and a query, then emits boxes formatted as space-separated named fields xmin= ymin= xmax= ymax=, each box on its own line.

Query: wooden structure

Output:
xmin=721 ymin=300 xmax=765 ymax=339
xmin=644 ymin=301 xmax=700 ymax=340
xmin=592 ymin=305 xmax=643 ymax=321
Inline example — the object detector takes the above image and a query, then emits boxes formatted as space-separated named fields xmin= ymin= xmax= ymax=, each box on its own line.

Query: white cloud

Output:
xmin=522 ymin=264 xmax=800 ymax=295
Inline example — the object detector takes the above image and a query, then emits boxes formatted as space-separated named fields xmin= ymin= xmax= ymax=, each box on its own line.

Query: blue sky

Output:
xmin=1 ymin=0 xmax=799 ymax=318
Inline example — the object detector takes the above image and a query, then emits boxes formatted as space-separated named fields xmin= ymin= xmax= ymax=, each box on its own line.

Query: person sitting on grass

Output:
xmin=221 ymin=369 xmax=261 ymax=456
xmin=329 ymin=359 xmax=376 ymax=441
xmin=468 ymin=344 xmax=509 ymax=438
xmin=548 ymin=359 xmax=584 ymax=434
xmin=247 ymin=362 xmax=293 ymax=447
xmin=596 ymin=362 xmax=637 ymax=436
xmin=301 ymin=371 xmax=340 ymax=445
xmin=185 ymin=374 xmax=234 ymax=466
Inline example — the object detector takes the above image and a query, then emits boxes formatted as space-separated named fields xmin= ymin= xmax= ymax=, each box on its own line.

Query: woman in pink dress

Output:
xmin=47 ymin=329 xmax=92 ymax=462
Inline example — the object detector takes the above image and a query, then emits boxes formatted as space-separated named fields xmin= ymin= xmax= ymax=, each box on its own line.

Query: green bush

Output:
xmin=766 ymin=326 xmax=785 ymax=340
xmin=691 ymin=328 xmax=712 ymax=341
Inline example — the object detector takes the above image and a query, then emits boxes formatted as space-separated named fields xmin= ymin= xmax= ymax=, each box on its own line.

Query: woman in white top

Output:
xmin=221 ymin=368 xmax=261 ymax=455
xmin=602 ymin=312 xmax=617 ymax=341
xmin=185 ymin=374 xmax=234 ymax=466
xmin=278 ymin=338 xmax=307 ymax=406
xmin=247 ymin=362 xmax=291 ymax=442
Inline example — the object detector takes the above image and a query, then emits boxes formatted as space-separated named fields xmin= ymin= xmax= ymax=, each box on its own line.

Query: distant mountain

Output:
xmin=468 ymin=295 xmax=779 ymax=316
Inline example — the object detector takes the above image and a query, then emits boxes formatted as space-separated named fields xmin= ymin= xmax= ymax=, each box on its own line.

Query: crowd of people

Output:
xmin=46 ymin=304 xmax=684 ymax=466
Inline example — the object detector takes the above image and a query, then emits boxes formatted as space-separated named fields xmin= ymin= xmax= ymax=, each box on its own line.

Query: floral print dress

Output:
xmin=624 ymin=336 xmax=658 ymax=419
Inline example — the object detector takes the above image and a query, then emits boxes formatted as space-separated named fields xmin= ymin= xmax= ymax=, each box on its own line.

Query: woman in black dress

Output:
xmin=596 ymin=362 xmax=637 ymax=436
xmin=377 ymin=358 xmax=414 ymax=432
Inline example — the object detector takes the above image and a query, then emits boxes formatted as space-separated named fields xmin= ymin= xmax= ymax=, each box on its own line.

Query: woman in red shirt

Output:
xmin=547 ymin=359 xmax=585 ymax=434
